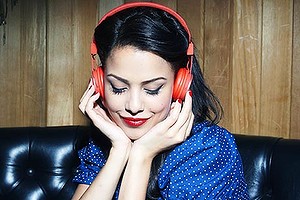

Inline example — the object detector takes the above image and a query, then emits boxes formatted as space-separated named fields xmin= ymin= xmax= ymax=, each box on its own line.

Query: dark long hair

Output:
xmin=93 ymin=6 xmax=223 ymax=199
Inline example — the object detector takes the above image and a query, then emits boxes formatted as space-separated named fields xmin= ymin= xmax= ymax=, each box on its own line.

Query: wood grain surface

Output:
xmin=0 ymin=0 xmax=299 ymax=138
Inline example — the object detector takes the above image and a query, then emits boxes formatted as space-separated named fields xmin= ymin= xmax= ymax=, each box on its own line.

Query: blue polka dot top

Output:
xmin=73 ymin=121 xmax=249 ymax=199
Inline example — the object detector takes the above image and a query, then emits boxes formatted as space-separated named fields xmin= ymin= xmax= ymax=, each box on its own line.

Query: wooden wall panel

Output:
xmin=47 ymin=0 xmax=100 ymax=126
xmin=260 ymin=0 xmax=293 ymax=137
xmin=152 ymin=0 xmax=176 ymax=10
xmin=0 ymin=2 xmax=22 ymax=127
xmin=73 ymin=0 xmax=98 ymax=125
xmin=291 ymin=0 xmax=300 ymax=139
xmin=21 ymin=0 xmax=47 ymax=126
xmin=231 ymin=0 xmax=262 ymax=135
xmin=47 ymin=0 xmax=74 ymax=125
xmin=99 ymin=0 xmax=124 ymax=19
xmin=203 ymin=0 xmax=233 ymax=130
xmin=0 ymin=0 xmax=299 ymax=138
xmin=178 ymin=0 xmax=204 ymax=70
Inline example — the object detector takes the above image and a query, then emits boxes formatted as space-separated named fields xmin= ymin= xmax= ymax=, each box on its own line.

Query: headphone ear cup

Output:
xmin=173 ymin=68 xmax=193 ymax=100
xmin=92 ymin=67 xmax=105 ymax=98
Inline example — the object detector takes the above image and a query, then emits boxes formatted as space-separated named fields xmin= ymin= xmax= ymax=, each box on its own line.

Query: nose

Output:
xmin=125 ymin=90 xmax=144 ymax=116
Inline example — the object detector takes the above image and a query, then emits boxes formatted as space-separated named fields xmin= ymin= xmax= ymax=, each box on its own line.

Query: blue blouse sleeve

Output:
xmin=72 ymin=140 xmax=107 ymax=185
xmin=158 ymin=122 xmax=249 ymax=199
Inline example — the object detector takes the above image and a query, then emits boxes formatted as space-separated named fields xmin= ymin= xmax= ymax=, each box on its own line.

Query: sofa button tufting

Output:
xmin=27 ymin=168 xmax=34 ymax=176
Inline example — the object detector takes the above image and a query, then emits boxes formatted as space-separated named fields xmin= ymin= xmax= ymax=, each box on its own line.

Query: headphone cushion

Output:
xmin=173 ymin=68 xmax=193 ymax=100
xmin=92 ymin=67 xmax=105 ymax=98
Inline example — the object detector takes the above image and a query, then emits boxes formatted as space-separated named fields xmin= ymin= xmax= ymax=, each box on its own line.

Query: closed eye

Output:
xmin=144 ymin=84 xmax=163 ymax=96
xmin=110 ymin=83 xmax=127 ymax=95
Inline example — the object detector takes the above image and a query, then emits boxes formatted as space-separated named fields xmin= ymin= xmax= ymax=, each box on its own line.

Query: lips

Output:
xmin=122 ymin=117 xmax=149 ymax=127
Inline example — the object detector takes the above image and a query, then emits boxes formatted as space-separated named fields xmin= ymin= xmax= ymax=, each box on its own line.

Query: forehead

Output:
xmin=105 ymin=46 xmax=174 ymax=81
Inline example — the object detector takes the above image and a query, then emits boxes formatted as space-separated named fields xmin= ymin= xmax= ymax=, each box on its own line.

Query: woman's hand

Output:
xmin=79 ymin=80 xmax=132 ymax=150
xmin=74 ymin=80 xmax=132 ymax=200
xmin=132 ymin=91 xmax=194 ymax=159
xmin=118 ymin=91 xmax=194 ymax=200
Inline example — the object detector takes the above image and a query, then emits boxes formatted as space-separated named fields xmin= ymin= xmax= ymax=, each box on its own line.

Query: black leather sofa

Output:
xmin=0 ymin=126 xmax=300 ymax=200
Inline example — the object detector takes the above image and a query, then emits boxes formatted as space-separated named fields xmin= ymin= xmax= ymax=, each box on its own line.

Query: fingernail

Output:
xmin=188 ymin=90 xmax=193 ymax=97
xmin=170 ymin=102 xmax=176 ymax=110
xmin=177 ymin=99 xmax=182 ymax=104
xmin=88 ymin=79 xmax=93 ymax=89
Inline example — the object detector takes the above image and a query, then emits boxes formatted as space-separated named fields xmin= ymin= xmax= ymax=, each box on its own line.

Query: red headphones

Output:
xmin=91 ymin=2 xmax=193 ymax=100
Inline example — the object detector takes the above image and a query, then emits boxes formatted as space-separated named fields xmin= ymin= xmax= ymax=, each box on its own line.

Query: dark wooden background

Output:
xmin=0 ymin=0 xmax=299 ymax=139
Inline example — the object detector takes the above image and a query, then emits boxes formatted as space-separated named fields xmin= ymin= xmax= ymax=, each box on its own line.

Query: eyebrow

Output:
xmin=107 ymin=74 xmax=167 ymax=85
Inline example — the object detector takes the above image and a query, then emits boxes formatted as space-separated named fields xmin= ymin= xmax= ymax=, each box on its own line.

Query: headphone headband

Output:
xmin=98 ymin=2 xmax=192 ymax=43
xmin=91 ymin=2 xmax=193 ymax=56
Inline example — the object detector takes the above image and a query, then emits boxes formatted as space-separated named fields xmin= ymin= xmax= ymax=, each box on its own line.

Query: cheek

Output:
xmin=103 ymin=81 xmax=124 ymax=112
xmin=103 ymin=89 xmax=124 ymax=112
xmin=150 ymin=85 xmax=173 ymax=113
xmin=149 ymin=94 xmax=173 ymax=115
xmin=105 ymin=103 xmax=117 ymax=113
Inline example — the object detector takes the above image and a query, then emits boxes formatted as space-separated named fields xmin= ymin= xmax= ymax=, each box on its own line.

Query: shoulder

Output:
xmin=169 ymin=121 xmax=238 ymax=159
xmin=191 ymin=121 xmax=237 ymax=151
xmin=158 ymin=121 xmax=248 ymax=199
xmin=160 ymin=121 xmax=238 ymax=171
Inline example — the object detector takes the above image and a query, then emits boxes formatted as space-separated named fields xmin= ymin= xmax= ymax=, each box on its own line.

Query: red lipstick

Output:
xmin=122 ymin=117 xmax=149 ymax=127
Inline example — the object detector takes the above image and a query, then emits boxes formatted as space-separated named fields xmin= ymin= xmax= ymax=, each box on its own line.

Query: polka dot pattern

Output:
xmin=73 ymin=140 xmax=106 ymax=184
xmin=73 ymin=121 xmax=249 ymax=199
xmin=158 ymin=121 xmax=249 ymax=199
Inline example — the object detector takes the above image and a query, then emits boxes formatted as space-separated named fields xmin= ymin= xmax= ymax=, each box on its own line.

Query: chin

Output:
xmin=121 ymin=126 xmax=150 ymax=141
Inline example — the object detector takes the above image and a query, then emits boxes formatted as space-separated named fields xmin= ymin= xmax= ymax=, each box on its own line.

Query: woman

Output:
xmin=72 ymin=2 xmax=249 ymax=200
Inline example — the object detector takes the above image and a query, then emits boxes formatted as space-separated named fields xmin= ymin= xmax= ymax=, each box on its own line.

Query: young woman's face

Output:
xmin=103 ymin=46 xmax=175 ymax=140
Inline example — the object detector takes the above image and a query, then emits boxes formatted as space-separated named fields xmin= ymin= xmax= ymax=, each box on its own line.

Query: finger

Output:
xmin=85 ymin=93 xmax=106 ymax=129
xmin=165 ymin=100 xmax=182 ymax=126
xmin=79 ymin=85 xmax=96 ymax=113
xmin=172 ymin=92 xmax=193 ymax=130
xmin=148 ymin=100 xmax=182 ymax=136
xmin=88 ymin=100 xmax=115 ymax=130
xmin=181 ymin=90 xmax=193 ymax=116
xmin=167 ymin=91 xmax=193 ymax=141
xmin=173 ymin=111 xmax=193 ymax=142
xmin=93 ymin=104 xmax=113 ymax=122
xmin=85 ymin=92 xmax=100 ymax=111
xmin=184 ymin=112 xmax=194 ymax=140
xmin=79 ymin=78 xmax=93 ymax=103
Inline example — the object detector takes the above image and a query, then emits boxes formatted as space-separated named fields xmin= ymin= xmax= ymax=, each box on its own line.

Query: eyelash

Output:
xmin=111 ymin=84 xmax=126 ymax=95
xmin=144 ymin=85 xmax=163 ymax=96
xmin=110 ymin=83 xmax=163 ymax=96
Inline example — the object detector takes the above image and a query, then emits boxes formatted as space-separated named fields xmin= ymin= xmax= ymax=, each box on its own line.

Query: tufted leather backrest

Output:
xmin=235 ymin=134 xmax=300 ymax=200
xmin=0 ymin=126 xmax=90 ymax=200
xmin=270 ymin=139 xmax=300 ymax=199
xmin=234 ymin=134 xmax=280 ymax=199
xmin=1 ymin=126 xmax=300 ymax=200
